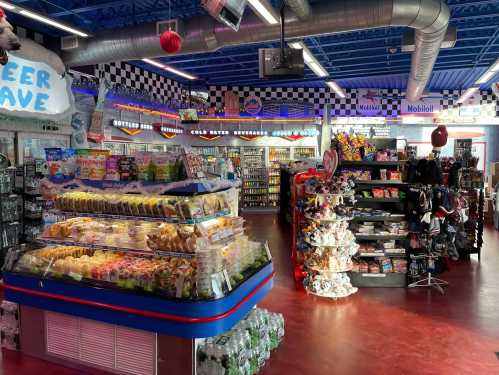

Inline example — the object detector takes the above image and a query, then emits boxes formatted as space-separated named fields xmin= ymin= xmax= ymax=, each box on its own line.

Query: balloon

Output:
xmin=431 ymin=125 xmax=448 ymax=151
xmin=160 ymin=31 xmax=181 ymax=54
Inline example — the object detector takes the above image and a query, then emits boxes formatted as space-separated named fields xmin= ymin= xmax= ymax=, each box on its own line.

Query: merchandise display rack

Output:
xmin=347 ymin=160 xmax=409 ymax=288
xmin=2 ymin=178 xmax=275 ymax=373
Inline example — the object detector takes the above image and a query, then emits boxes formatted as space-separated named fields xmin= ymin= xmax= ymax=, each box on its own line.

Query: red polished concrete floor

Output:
xmin=2 ymin=214 xmax=499 ymax=375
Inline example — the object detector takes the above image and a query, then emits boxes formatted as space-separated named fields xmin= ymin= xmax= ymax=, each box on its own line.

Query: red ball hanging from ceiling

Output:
xmin=160 ymin=30 xmax=182 ymax=54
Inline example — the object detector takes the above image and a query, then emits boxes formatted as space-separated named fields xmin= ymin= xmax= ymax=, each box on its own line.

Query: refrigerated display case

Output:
xmin=242 ymin=147 xmax=268 ymax=209
xmin=3 ymin=183 xmax=274 ymax=374
xmin=103 ymin=142 xmax=126 ymax=155
xmin=268 ymin=148 xmax=291 ymax=208
xmin=294 ymin=147 xmax=316 ymax=160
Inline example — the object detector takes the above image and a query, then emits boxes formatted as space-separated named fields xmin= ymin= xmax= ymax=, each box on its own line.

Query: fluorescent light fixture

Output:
xmin=0 ymin=1 xmax=16 ymax=10
xmin=164 ymin=66 xmax=197 ymax=80
xmin=476 ymin=70 xmax=497 ymax=85
xmin=326 ymin=81 xmax=345 ymax=98
xmin=0 ymin=1 xmax=89 ymax=37
xmin=456 ymin=87 xmax=479 ymax=104
xmin=289 ymin=41 xmax=330 ymax=78
xmin=142 ymin=58 xmax=165 ymax=69
xmin=247 ymin=0 xmax=279 ymax=25
xmin=475 ymin=58 xmax=499 ymax=84
xmin=19 ymin=9 xmax=89 ymax=37
xmin=142 ymin=58 xmax=197 ymax=80
xmin=490 ymin=59 xmax=499 ymax=72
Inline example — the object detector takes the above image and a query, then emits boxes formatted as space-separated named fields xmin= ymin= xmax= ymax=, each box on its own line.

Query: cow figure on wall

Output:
xmin=0 ymin=7 xmax=21 ymax=65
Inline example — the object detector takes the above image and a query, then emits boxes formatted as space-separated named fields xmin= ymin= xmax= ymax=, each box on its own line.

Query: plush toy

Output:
xmin=0 ymin=7 xmax=21 ymax=65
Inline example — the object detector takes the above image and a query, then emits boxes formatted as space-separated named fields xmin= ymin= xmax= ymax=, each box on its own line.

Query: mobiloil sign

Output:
xmin=0 ymin=54 xmax=73 ymax=120
xmin=401 ymin=97 xmax=441 ymax=117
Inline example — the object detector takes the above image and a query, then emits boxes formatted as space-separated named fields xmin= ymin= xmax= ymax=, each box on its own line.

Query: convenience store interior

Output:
xmin=0 ymin=0 xmax=499 ymax=375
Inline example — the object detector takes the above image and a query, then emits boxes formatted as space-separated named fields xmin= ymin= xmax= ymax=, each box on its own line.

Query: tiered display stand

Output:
xmin=2 ymin=177 xmax=273 ymax=375
xmin=291 ymin=170 xmax=358 ymax=298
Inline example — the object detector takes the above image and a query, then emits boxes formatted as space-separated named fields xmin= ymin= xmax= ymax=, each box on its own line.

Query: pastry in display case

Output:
xmin=54 ymin=191 xmax=230 ymax=221
xmin=10 ymin=189 xmax=271 ymax=301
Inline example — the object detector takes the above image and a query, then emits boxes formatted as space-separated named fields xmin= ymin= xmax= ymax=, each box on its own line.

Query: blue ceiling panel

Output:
xmin=5 ymin=0 xmax=499 ymax=91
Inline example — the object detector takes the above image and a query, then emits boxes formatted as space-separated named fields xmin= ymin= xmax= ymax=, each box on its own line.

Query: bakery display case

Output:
xmin=3 ymin=182 xmax=275 ymax=375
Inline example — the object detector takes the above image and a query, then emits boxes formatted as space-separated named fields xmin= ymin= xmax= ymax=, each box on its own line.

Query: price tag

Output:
xmin=362 ymin=273 xmax=386 ymax=278
xmin=264 ymin=242 xmax=272 ymax=260
xmin=222 ymin=269 xmax=232 ymax=291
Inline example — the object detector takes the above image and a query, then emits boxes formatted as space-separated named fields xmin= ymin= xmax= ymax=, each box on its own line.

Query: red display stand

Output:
xmin=290 ymin=169 xmax=327 ymax=289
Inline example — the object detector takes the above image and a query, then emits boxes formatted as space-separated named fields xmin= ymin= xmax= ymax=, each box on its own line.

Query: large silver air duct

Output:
xmin=63 ymin=0 xmax=449 ymax=101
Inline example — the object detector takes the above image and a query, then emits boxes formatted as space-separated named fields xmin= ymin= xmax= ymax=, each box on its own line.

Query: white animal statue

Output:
xmin=0 ymin=7 xmax=21 ymax=65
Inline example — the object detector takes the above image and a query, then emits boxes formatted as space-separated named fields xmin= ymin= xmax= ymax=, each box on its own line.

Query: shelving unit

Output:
xmin=341 ymin=160 xmax=409 ymax=288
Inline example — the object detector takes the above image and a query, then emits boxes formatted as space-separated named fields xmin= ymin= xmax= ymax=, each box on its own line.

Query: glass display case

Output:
xmin=242 ymin=147 xmax=267 ymax=209
xmin=9 ymin=190 xmax=271 ymax=301
xmin=268 ymin=148 xmax=291 ymax=208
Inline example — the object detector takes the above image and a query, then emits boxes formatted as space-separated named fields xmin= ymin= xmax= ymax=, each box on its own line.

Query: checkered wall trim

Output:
xmin=209 ymin=86 xmax=499 ymax=117
xmin=95 ymin=62 xmax=183 ymax=102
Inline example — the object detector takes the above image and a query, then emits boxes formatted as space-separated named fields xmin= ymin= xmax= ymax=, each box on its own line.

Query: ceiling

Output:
xmin=6 ymin=0 xmax=499 ymax=91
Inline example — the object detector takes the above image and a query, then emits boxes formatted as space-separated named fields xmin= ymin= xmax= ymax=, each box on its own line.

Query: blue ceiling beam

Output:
xmin=49 ymin=1 xmax=131 ymax=16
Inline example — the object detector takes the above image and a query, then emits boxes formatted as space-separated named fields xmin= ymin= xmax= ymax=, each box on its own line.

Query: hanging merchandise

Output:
xmin=431 ymin=125 xmax=448 ymax=155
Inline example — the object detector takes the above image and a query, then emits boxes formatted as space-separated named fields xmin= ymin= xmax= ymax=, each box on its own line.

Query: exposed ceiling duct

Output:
xmin=62 ymin=0 xmax=449 ymax=101
xmin=284 ymin=0 xmax=311 ymax=19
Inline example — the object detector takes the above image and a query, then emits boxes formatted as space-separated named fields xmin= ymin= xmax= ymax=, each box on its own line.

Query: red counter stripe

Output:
xmin=2 ymin=272 xmax=274 ymax=323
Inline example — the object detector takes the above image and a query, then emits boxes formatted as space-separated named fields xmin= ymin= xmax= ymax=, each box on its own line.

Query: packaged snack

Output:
xmin=119 ymin=156 xmax=137 ymax=181
xmin=134 ymin=152 xmax=154 ymax=181
xmin=388 ymin=188 xmax=399 ymax=198
xmin=76 ymin=149 xmax=89 ymax=179
xmin=45 ymin=148 xmax=63 ymax=178
xmin=87 ymin=149 xmax=110 ymax=180
xmin=153 ymin=153 xmax=174 ymax=182
xmin=105 ymin=155 xmax=121 ymax=181
xmin=372 ymin=188 xmax=384 ymax=198
xmin=368 ymin=261 xmax=380 ymax=273
xmin=61 ymin=148 xmax=77 ymax=177
xmin=387 ymin=170 xmax=401 ymax=180
xmin=379 ymin=169 xmax=387 ymax=181
xmin=380 ymin=257 xmax=393 ymax=273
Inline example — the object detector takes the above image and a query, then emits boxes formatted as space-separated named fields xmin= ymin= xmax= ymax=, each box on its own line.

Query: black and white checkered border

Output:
xmin=95 ymin=62 xmax=183 ymax=102
xmin=209 ymin=86 xmax=499 ymax=117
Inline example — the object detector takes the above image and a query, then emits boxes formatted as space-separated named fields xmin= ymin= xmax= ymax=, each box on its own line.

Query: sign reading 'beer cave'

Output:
xmin=0 ymin=54 xmax=73 ymax=120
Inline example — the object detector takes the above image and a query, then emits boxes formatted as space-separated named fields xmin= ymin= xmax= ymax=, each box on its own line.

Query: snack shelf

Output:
xmin=354 ymin=234 xmax=407 ymax=241
xmin=55 ymin=209 xmax=231 ymax=224
xmin=339 ymin=160 xmax=405 ymax=167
